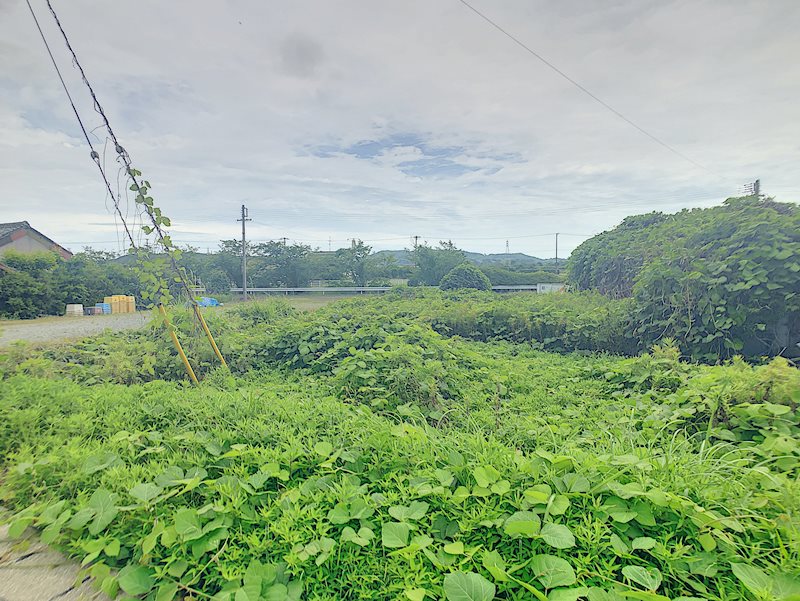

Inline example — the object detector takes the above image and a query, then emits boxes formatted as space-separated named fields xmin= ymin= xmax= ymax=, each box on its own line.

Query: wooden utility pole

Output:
xmin=555 ymin=232 xmax=560 ymax=272
xmin=237 ymin=204 xmax=251 ymax=301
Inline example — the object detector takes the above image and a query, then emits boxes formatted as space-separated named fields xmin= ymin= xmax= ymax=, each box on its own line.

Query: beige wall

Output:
xmin=0 ymin=232 xmax=71 ymax=259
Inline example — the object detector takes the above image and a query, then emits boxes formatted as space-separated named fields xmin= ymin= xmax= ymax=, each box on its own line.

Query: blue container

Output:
xmin=95 ymin=302 xmax=111 ymax=314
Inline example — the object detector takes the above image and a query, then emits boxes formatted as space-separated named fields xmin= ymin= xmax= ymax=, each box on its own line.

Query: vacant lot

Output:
xmin=1 ymin=292 xmax=797 ymax=600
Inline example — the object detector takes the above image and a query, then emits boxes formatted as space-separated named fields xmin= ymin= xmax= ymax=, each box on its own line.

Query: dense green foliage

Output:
xmin=0 ymin=250 xmax=141 ymax=319
xmin=440 ymin=263 xmax=492 ymax=291
xmin=0 ymin=239 xmax=561 ymax=319
xmin=0 ymin=291 xmax=640 ymax=384
xmin=567 ymin=197 xmax=800 ymax=361
xmin=1 ymin=296 xmax=798 ymax=600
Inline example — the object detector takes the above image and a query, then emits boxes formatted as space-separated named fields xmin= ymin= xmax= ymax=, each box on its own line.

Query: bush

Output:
xmin=568 ymin=197 xmax=800 ymax=360
xmin=439 ymin=263 xmax=491 ymax=291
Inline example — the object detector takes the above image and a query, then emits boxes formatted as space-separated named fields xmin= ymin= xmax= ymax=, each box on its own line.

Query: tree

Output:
xmin=2 ymin=249 xmax=60 ymax=276
xmin=251 ymin=241 xmax=311 ymax=287
xmin=412 ymin=241 xmax=465 ymax=286
xmin=78 ymin=247 xmax=120 ymax=263
xmin=335 ymin=240 xmax=372 ymax=286
xmin=439 ymin=262 xmax=491 ymax=291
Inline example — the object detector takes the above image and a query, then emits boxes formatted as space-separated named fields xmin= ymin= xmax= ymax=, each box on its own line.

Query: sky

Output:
xmin=1 ymin=0 xmax=798 ymax=258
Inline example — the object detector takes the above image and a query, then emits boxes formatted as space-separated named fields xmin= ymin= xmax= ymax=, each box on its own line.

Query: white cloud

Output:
xmin=0 ymin=0 xmax=798 ymax=257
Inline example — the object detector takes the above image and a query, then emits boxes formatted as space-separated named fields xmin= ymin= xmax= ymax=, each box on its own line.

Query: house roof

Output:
xmin=0 ymin=221 xmax=29 ymax=239
xmin=0 ymin=221 xmax=73 ymax=259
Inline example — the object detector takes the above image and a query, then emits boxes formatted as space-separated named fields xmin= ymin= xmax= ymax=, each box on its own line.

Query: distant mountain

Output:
xmin=372 ymin=249 xmax=555 ymax=268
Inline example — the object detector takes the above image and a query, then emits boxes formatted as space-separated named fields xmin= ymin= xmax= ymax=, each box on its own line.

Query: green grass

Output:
xmin=0 ymin=294 xmax=798 ymax=601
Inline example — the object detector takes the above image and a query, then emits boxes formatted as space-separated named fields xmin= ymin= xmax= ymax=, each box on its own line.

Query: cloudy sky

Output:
xmin=1 ymin=0 xmax=798 ymax=257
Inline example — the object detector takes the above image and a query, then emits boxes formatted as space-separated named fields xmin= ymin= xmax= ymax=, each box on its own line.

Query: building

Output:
xmin=0 ymin=221 xmax=72 ymax=259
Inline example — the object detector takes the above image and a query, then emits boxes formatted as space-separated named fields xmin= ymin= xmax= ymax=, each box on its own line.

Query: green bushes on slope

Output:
xmin=568 ymin=197 xmax=800 ymax=360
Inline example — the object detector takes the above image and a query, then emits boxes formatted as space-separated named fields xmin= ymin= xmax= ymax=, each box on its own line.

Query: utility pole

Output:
xmin=279 ymin=237 xmax=289 ymax=246
xmin=328 ymin=236 xmax=332 ymax=252
xmin=237 ymin=204 xmax=251 ymax=301
xmin=554 ymin=233 xmax=559 ymax=273
xmin=412 ymin=235 xmax=420 ymax=248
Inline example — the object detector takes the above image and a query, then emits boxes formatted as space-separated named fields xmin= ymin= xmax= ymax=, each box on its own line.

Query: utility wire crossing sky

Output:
xmin=1 ymin=0 xmax=798 ymax=256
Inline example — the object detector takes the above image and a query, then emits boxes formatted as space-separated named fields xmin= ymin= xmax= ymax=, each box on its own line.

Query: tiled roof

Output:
xmin=0 ymin=221 xmax=29 ymax=239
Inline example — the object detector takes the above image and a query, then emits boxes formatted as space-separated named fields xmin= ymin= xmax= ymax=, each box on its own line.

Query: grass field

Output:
xmin=0 ymin=292 xmax=797 ymax=601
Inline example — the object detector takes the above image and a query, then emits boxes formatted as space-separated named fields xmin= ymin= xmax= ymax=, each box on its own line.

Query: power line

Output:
xmin=39 ymin=0 xmax=202 ymax=304
xmin=457 ymin=0 xmax=720 ymax=177
xmin=24 ymin=0 xmax=135 ymax=248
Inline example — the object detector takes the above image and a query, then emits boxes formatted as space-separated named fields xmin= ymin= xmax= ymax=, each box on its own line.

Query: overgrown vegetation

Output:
xmin=0 ymin=249 xmax=140 ymax=319
xmin=568 ymin=197 xmax=800 ymax=361
xmin=440 ymin=263 xmax=492 ymax=291
xmin=1 ymin=295 xmax=798 ymax=600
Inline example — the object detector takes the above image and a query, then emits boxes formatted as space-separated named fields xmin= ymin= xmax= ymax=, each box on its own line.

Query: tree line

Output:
xmin=0 ymin=240 xmax=561 ymax=318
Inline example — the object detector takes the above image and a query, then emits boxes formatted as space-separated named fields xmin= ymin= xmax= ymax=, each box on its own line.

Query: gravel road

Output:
xmin=0 ymin=313 xmax=149 ymax=347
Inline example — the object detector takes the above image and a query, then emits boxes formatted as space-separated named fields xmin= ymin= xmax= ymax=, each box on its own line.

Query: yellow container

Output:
xmin=105 ymin=294 xmax=135 ymax=313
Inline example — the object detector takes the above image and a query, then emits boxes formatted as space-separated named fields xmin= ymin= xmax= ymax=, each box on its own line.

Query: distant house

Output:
xmin=0 ymin=221 xmax=72 ymax=259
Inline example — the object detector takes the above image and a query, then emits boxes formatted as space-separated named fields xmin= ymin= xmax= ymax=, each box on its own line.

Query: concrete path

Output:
xmin=0 ymin=313 xmax=149 ymax=348
xmin=0 ymin=524 xmax=109 ymax=601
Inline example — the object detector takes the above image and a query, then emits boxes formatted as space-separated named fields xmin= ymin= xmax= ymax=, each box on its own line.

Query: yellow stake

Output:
xmin=158 ymin=303 xmax=198 ymax=384
xmin=192 ymin=303 xmax=228 ymax=368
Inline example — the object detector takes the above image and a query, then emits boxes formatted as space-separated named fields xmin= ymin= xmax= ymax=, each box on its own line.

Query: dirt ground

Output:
xmin=0 ymin=313 xmax=149 ymax=348
xmin=0 ymin=296 xmax=351 ymax=348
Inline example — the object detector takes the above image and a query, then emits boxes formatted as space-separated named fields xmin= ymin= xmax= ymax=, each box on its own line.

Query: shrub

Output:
xmin=439 ymin=263 xmax=491 ymax=291
xmin=568 ymin=197 xmax=800 ymax=360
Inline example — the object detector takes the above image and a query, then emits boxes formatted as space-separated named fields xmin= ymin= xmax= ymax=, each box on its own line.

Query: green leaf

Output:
xmin=8 ymin=518 xmax=32 ymax=538
xmin=381 ymin=522 xmax=410 ymax=548
xmin=117 ymin=564 xmax=154 ymax=596
xmin=549 ymin=495 xmax=571 ymax=515
xmin=88 ymin=489 xmax=118 ymax=535
xmin=82 ymin=452 xmax=121 ymax=474
xmin=504 ymin=511 xmax=541 ymax=538
xmin=540 ymin=523 xmax=576 ymax=549
xmin=405 ymin=588 xmax=429 ymax=601
xmin=313 ymin=441 xmax=333 ymax=457
xmin=587 ymin=589 xmax=625 ymax=601
xmin=549 ymin=588 xmax=590 ymax=601
xmin=482 ymin=550 xmax=509 ymax=582
xmin=473 ymin=465 xmax=501 ymax=488
xmin=524 ymin=484 xmax=552 ymax=504
xmin=327 ymin=502 xmax=350 ymax=524
xmin=389 ymin=501 xmax=429 ymax=521
xmin=443 ymin=571 xmax=496 ymax=601
xmin=530 ymin=554 xmax=576 ymax=589
xmin=104 ymin=538 xmax=121 ymax=557
xmin=730 ymin=563 xmax=772 ymax=598
xmin=771 ymin=573 xmax=800 ymax=600
xmin=68 ymin=507 xmax=94 ymax=531
xmin=129 ymin=482 xmax=163 ymax=503
xmin=631 ymin=537 xmax=656 ymax=550
xmin=155 ymin=582 xmax=179 ymax=601
xmin=444 ymin=541 xmax=465 ymax=555
xmin=175 ymin=508 xmax=203 ymax=541
xmin=622 ymin=565 xmax=662 ymax=591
